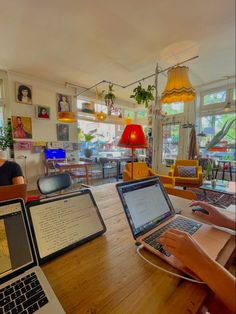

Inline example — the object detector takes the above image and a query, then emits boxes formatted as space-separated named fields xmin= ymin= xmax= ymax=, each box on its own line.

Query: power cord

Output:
xmin=137 ymin=245 xmax=205 ymax=284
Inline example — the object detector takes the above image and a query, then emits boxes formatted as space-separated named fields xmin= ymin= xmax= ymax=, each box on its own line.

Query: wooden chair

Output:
xmin=165 ymin=187 xmax=197 ymax=200
xmin=0 ymin=184 xmax=27 ymax=202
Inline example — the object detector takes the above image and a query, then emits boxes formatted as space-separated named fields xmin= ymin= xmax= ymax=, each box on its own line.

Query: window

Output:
xmin=162 ymin=102 xmax=184 ymax=115
xmin=233 ymin=88 xmax=236 ymax=101
xmin=161 ymin=124 xmax=180 ymax=163
xmin=124 ymin=110 xmax=134 ymax=119
xmin=203 ymin=90 xmax=226 ymax=105
xmin=199 ymin=113 xmax=236 ymax=161
xmin=137 ymin=110 xmax=147 ymax=119
xmin=78 ymin=120 xmax=126 ymax=158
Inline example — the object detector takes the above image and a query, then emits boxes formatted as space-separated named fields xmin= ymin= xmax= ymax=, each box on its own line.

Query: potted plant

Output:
xmin=78 ymin=128 xmax=96 ymax=158
xmin=0 ymin=125 xmax=13 ymax=159
xmin=103 ymin=84 xmax=116 ymax=113
xmin=130 ymin=83 xmax=155 ymax=108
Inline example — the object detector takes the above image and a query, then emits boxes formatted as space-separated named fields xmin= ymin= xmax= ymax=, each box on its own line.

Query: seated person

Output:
xmin=0 ymin=157 xmax=24 ymax=186
xmin=159 ymin=201 xmax=235 ymax=313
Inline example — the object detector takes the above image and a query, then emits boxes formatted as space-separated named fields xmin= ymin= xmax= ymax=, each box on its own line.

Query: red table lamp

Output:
xmin=118 ymin=124 xmax=148 ymax=179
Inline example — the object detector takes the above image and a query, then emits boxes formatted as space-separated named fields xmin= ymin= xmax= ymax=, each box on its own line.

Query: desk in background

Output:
xmin=55 ymin=161 xmax=91 ymax=184
xmin=42 ymin=183 xmax=235 ymax=314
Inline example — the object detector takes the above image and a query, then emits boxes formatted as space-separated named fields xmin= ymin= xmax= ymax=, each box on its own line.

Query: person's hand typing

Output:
xmin=158 ymin=228 xmax=210 ymax=275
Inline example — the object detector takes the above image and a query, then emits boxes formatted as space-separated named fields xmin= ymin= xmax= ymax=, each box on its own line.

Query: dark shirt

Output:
xmin=0 ymin=161 xmax=23 ymax=186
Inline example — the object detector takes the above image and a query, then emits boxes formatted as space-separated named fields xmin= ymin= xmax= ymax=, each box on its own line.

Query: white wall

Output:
xmin=6 ymin=71 xmax=78 ymax=190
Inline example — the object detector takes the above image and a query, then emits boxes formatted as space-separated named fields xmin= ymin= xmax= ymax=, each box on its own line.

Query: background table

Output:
xmin=56 ymin=161 xmax=91 ymax=184
xmin=42 ymin=183 xmax=235 ymax=314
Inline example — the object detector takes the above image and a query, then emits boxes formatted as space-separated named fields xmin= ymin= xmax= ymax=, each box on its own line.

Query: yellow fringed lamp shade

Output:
xmin=58 ymin=112 xmax=77 ymax=123
xmin=161 ymin=66 xmax=196 ymax=103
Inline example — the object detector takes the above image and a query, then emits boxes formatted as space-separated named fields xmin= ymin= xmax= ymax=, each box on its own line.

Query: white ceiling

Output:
xmin=0 ymin=0 xmax=235 ymax=102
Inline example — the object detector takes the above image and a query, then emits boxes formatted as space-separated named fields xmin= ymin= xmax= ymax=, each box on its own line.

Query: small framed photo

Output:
xmin=16 ymin=82 xmax=32 ymax=105
xmin=36 ymin=105 xmax=50 ymax=119
xmin=12 ymin=116 xmax=33 ymax=139
xmin=57 ymin=124 xmax=69 ymax=141
xmin=56 ymin=93 xmax=72 ymax=113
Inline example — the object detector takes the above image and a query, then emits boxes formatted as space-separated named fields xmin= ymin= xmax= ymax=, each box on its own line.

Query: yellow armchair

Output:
xmin=168 ymin=160 xmax=203 ymax=188
xmin=123 ymin=162 xmax=175 ymax=188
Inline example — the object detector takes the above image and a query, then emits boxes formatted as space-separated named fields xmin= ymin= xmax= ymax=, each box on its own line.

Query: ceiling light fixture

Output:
xmin=96 ymin=111 xmax=107 ymax=121
xmin=160 ymin=66 xmax=196 ymax=104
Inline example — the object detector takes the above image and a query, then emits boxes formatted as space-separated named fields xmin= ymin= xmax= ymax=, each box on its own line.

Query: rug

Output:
xmin=188 ymin=188 xmax=235 ymax=208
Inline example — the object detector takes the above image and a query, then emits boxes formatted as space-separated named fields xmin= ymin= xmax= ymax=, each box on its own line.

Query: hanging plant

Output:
xmin=0 ymin=125 xmax=13 ymax=151
xmin=130 ymin=83 xmax=155 ymax=107
xmin=103 ymin=84 xmax=116 ymax=108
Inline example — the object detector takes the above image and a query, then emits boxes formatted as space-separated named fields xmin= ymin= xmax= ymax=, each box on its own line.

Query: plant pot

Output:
xmin=84 ymin=148 xmax=92 ymax=158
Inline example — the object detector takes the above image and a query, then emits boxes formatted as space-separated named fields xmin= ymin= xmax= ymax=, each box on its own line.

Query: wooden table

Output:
xmin=55 ymin=161 xmax=91 ymax=184
xmin=42 ymin=183 xmax=235 ymax=314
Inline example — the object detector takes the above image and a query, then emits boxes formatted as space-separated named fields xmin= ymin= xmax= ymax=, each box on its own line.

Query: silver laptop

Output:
xmin=116 ymin=177 xmax=231 ymax=276
xmin=0 ymin=198 xmax=65 ymax=314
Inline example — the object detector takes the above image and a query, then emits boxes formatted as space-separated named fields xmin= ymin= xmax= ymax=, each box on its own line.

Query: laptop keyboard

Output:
xmin=0 ymin=272 xmax=48 ymax=314
xmin=144 ymin=216 xmax=202 ymax=257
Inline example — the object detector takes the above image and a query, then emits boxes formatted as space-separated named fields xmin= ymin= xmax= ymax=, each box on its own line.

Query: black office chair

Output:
xmin=37 ymin=172 xmax=72 ymax=195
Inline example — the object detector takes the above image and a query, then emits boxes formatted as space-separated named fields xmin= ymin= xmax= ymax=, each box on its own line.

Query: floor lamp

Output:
xmin=118 ymin=124 xmax=147 ymax=180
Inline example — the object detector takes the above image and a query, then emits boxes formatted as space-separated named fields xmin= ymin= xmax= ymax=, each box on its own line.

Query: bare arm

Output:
xmin=12 ymin=176 xmax=25 ymax=185
xmin=190 ymin=201 xmax=235 ymax=230
xmin=159 ymin=229 xmax=236 ymax=312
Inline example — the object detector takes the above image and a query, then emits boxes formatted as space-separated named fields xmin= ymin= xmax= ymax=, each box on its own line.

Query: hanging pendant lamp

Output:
xmin=96 ymin=111 xmax=107 ymax=121
xmin=124 ymin=114 xmax=132 ymax=125
xmin=160 ymin=66 xmax=196 ymax=104
xmin=58 ymin=111 xmax=77 ymax=123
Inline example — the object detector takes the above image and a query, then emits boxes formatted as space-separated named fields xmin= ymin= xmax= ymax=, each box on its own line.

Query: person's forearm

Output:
xmin=221 ymin=216 xmax=236 ymax=230
xmin=196 ymin=256 xmax=236 ymax=312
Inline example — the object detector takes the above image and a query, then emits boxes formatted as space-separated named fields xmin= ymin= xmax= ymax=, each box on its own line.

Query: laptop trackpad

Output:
xmin=193 ymin=225 xmax=231 ymax=260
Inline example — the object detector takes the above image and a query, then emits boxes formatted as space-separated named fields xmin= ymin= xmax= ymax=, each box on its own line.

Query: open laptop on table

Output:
xmin=116 ymin=177 xmax=231 ymax=276
xmin=0 ymin=198 xmax=64 ymax=314
xmin=0 ymin=189 xmax=106 ymax=314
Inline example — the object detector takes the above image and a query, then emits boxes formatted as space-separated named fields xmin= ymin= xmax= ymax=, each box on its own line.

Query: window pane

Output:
xmin=162 ymin=124 xmax=180 ymax=163
xmin=78 ymin=121 xmax=127 ymax=157
xmin=137 ymin=111 xmax=147 ymax=119
xmin=199 ymin=113 xmax=236 ymax=161
xmin=162 ymin=102 xmax=184 ymax=115
xmin=203 ymin=91 xmax=226 ymax=105
xmin=124 ymin=110 xmax=134 ymax=119
xmin=233 ymin=88 xmax=236 ymax=100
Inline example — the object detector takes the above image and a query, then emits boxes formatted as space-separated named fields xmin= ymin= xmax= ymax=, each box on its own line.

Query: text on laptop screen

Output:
xmin=0 ymin=202 xmax=33 ymax=279
xmin=29 ymin=193 xmax=104 ymax=258
xmin=121 ymin=180 xmax=172 ymax=236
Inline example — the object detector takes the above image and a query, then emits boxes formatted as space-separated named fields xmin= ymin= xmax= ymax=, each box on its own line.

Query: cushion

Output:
xmin=177 ymin=166 xmax=197 ymax=178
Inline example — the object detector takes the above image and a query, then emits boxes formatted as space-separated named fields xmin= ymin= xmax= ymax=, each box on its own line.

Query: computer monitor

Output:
xmin=44 ymin=148 xmax=66 ymax=160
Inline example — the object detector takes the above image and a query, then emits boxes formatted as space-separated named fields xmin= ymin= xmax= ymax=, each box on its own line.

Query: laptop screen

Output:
xmin=27 ymin=190 xmax=106 ymax=263
xmin=0 ymin=200 xmax=34 ymax=281
xmin=117 ymin=177 xmax=175 ymax=238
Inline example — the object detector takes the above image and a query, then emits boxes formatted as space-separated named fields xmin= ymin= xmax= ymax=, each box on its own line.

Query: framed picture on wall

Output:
xmin=15 ymin=82 xmax=32 ymax=105
xmin=56 ymin=93 xmax=72 ymax=113
xmin=12 ymin=116 xmax=33 ymax=139
xmin=57 ymin=124 xmax=69 ymax=141
xmin=36 ymin=105 xmax=50 ymax=119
